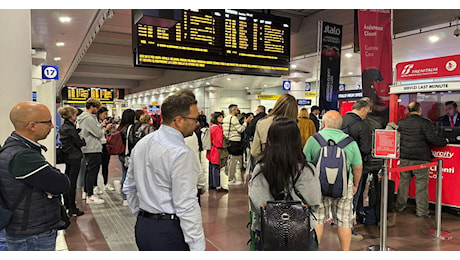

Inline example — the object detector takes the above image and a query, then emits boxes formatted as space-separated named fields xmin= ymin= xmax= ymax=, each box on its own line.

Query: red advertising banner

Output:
xmin=396 ymin=54 xmax=460 ymax=81
xmin=389 ymin=145 xmax=460 ymax=207
xmin=358 ymin=9 xmax=392 ymax=122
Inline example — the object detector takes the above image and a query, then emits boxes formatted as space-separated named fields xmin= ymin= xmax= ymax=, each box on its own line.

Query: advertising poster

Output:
xmin=358 ymin=9 xmax=392 ymax=122
xmin=319 ymin=21 xmax=342 ymax=112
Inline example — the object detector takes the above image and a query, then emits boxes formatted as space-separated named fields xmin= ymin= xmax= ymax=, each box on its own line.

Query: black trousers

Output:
xmin=84 ymin=153 xmax=102 ymax=196
xmin=63 ymin=158 xmax=82 ymax=210
xmin=101 ymin=144 xmax=111 ymax=185
xmin=135 ymin=215 xmax=189 ymax=251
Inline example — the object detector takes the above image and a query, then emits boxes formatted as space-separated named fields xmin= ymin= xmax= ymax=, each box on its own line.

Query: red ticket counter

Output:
xmin=389 ymin=145 xmax=460 ymax=208
xmin=388 ymin=54 xmax=460 ymax=208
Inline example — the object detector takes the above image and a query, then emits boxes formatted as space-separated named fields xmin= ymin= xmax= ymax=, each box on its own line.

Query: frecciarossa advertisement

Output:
xmin=396 ymin=54 xmax=460 ymax=81
xmin=389 ymin=145 xmax=460 ymax=207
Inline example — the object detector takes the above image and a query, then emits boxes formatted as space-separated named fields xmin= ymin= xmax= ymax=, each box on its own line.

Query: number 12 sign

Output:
xmin=42 ymin=65 xmax=59 ymax=80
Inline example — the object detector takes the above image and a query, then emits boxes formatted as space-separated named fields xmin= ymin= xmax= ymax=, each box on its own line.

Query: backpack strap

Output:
xmin=336 ymin=136 xmax=354 ymax=149
xmin=312 ymin=133 xmax=327 ymax=147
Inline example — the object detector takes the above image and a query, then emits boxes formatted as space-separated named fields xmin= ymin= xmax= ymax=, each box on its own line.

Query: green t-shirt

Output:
xmin=303 ymin=128 xmax=362 ymax=180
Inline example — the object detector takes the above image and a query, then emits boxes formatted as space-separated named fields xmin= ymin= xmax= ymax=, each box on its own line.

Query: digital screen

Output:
xmin=133 ymin=9 xmax=290 ymax=76
xmin=148 ymin=105 xmax=160 ymax=112
xmin=61 ymin=86 xmax=114 ymax=104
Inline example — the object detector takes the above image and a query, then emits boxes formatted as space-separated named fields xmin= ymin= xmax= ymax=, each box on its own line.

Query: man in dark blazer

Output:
xmin=437 ymin=101 xmax=460 ymax=127
xmin=310 ymin=105 xmax=321 ymax=132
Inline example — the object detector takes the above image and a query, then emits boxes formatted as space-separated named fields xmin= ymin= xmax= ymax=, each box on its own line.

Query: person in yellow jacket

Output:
xmin=298 ymin=108 xmax=316 ymax=147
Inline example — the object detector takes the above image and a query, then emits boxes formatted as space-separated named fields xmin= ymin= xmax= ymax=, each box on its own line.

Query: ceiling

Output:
xmin=30 ymin=9 xmax=460 ymax=98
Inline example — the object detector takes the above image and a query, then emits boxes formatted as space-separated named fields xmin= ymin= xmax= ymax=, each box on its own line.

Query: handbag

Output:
xmin=259 ymin=175 xmax=318 ymax=251
xmin=58 ymin=198 xmax=71 ymax=230
xmin=56 ymin=145 xmax=65 ymax=164
xmin=218 ymin=148 xmax=229 ymax=168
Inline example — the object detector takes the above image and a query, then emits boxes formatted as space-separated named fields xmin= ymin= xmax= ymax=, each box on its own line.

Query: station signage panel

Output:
xmin=396 ymin=54 xmax=460 ymax=81
xmin=42 ymin=65 xmax=59 ymax=80
xmin=61 ymin=86 xmax=114 ymax=104
xmin=389 ymin=81 xmax=460 ymax=94
xmin=133 ymin=9 xmax=290 ymax=77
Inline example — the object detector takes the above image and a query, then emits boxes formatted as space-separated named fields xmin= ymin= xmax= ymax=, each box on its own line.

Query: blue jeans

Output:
xmin=6 ymin=229 xmax=57 ymax=251
xmin=118 ymin=155 xmax=127 ymax=200
xmin=0 ymin=229 xmax=7 ymax=251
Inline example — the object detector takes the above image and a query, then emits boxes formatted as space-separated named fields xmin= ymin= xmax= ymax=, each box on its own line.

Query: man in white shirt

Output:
xmin=222 ymin=104 xmax=253 ymax=185
xmin=122 ymin=90 xmax=205 ymax=251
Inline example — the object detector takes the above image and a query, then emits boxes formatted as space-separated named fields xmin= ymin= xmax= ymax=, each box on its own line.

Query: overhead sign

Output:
xmin=297 ymin=99 xmax=311 ymax=106
xmin=257 ymin=94 xmax=281 ymax=100
xmin=282 ymin=80 xmax=291 ymax=91
xmin=305 ymin=92 xmax=317 ymax=97
xmin=61 ymin=86 xmax=114 ymax=104
xmin=389 ymin=81 xmax=460 ymax=94
xmin=396 ymin=54 xmax=460 ymax=81
xmin=374 ymin=130 xmax=398 ymax=159
xmin=305 ymin=82 xmax=311 ymax=91
xmin=42 ymin=65 xmax=59 ymax=80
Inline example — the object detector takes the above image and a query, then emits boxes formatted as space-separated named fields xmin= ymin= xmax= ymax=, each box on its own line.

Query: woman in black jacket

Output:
xmin=116 ymin=109 xmax=136 ymax=206
xmin=58 ymin=105 xmax=86 ymax=217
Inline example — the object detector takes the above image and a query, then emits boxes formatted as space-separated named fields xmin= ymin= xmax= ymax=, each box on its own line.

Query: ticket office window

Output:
xmin=399 ymin=91 xmax=460 ymax=142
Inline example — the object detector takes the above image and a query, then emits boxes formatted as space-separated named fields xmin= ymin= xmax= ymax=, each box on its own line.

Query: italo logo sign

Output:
xmin=323 ymin=24 xmax=341 ymax=35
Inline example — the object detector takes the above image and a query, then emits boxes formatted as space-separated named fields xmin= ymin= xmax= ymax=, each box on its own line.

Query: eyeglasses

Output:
xmin=23 ymin=119 xmax=53 ymax=127
xmin=181 ymin=116 xmax=199 ymax=123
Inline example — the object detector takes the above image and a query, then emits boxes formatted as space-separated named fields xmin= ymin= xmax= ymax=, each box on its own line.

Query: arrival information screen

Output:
xmin=133 ymin=9 xmax=290 ymax=76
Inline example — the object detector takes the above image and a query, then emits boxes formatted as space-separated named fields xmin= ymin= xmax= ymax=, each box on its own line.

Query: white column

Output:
xmin=36 ymin=81 xmax=57 ymax=165
xmin=247 ymin=89 xmax=263 ymax=113
xmin=206 ymin=86 xmax=223 ymax=115
xmin=0 ymin=10 xmax=32 ymax=143
xmin=289 ymin=81 xmax=306 ymax=105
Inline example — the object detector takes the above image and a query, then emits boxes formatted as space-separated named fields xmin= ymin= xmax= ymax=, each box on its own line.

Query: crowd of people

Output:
xmin=0 ymin=92 xmax=454 ymax=251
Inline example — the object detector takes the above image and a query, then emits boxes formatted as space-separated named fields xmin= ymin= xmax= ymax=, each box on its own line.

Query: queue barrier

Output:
xmin=368 ymin=159 xmax=452 ymax=252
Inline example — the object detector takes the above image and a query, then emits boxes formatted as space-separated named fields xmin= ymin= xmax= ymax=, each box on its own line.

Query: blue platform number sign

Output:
xmin=282 ymin=80 xmax=291 ymax=91
xmin=42 ymin=65 xmax=59 ymax=80
xmin=305 ymin=82 xmax=311 ymax=91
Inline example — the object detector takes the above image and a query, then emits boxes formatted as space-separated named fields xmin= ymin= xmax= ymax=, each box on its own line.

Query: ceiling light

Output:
xmin=56 ymin=42 xmax=65 ymax=47
xmin=291 ymin=64 xmax=297 ymax=69
xmin=226 ymin=77 xmax=231 ymax=81
xmin=348 ymin=72 xmax=353 ymax=75
xmin=345 ymin=53 xmax=352 ymax=58
xmin=59 ymin=16 xmax=72 ymax=23
xmin=429 ymin=35 xmax=439 ymax=42
xmin=54 ymin=57 xmax=61 ymax=61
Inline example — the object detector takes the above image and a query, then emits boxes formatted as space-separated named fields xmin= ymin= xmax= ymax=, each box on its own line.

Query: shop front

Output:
xmin=389 ymin=54 xmax=460 ymax=208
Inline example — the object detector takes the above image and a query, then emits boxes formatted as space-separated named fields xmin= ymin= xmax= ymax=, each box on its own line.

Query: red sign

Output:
xmin=358 ymin=10 xmax=392 ymax=115
xmin=374 ymin=130 xmax=398 ymax=158
xmin=389 ymin=145 xmax=460 ymax=207
xmin=396 ymin=54 xmax=460 ymax=81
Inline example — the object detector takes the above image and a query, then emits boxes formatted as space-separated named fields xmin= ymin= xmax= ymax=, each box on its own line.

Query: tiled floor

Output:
xmin=62 ymin=153 xmax=460 ymax=251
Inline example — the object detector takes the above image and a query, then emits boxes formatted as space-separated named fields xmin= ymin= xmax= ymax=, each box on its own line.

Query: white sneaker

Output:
xmin=86 ymin=196 xmax=105 ymax=205
xmin=94 ymin=187 xmax=103 ymax=195
xmin=82 ymin=191 xmax=86 ymax=200
xmin=104 ymin=184 xmax=115 ymax=191
xmin=122 ymin=200 xmax=129 ymax=206
xmin=228 ymin=180 xmax=242 ymax=186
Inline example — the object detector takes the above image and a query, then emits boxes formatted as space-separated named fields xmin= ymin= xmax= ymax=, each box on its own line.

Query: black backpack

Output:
xmin=256 ymin=174 xmax=317 ymax=251
xmin=313 ymin=133 xmax=354 ymax=198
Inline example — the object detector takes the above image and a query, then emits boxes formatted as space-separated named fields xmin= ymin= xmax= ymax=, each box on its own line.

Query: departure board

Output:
xmin=61 ymin=86 xmax=114 ymax=104
xmin=133 ymin=9 xmax=290 ymax=76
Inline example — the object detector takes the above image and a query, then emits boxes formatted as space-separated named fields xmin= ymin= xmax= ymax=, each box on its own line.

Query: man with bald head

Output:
xmin=0 ymin=101 xmax=70 ymax=251
xmin=303 ymin=110 xmax=362 ymax=251
xmin=395 ymin=102 xmax=448 ymax=219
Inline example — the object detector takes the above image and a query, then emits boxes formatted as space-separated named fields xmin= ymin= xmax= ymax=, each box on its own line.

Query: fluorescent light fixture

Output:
xmin=345 ymin=53 xmax=352 ymax=58
xmin=54 ymin=57 xmax=61 ymax=61
xmin=291 ymin=64 xmax=297 ymax=69
xmin=56 ymin=42 xmax=65 ymax=47
xmin=59 ymin=16 xmax=72 ymax=23
xmin=429 ymin=35 xmax=439 ymax=42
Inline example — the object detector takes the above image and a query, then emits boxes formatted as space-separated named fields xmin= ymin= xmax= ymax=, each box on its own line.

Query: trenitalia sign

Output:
xmin=396 ymin=54 xmax=460 ymax=81
xmin=389 ymin=81 xmax=460 ymax=94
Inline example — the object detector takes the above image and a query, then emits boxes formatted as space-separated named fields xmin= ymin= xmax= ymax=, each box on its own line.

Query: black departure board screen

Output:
xmin=133 ymin=9 xmax=290 ymax=76
xmin=61 ymin=86 xmax=114 ymax=104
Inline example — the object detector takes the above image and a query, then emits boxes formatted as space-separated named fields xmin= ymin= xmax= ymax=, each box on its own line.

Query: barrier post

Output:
xmin=425 ymin=159 xmax=453 ymax=240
